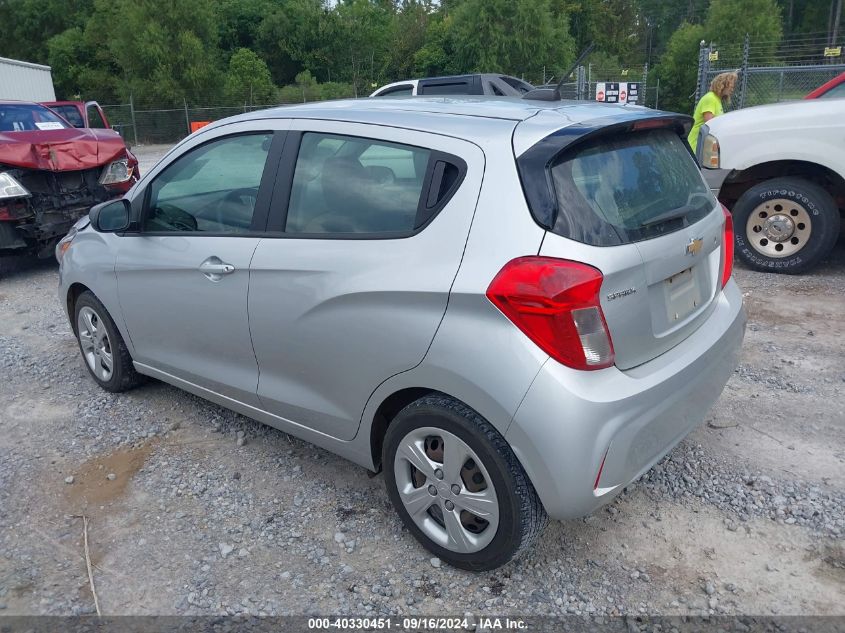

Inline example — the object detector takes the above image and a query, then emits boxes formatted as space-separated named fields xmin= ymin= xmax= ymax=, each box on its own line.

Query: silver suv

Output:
xmin=57 ymin=98 xmax=746 ymax=570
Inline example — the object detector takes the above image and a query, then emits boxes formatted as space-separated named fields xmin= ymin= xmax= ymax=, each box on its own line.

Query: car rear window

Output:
xmin=548 ymin=129 xmax=715 ymax=245
xmin=51 ymin=105 xmax=84 ymax=127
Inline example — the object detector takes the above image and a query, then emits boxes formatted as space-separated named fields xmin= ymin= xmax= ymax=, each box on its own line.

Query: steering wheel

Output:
xmin=210 ymin=187 xmax=259 ymax=230
xmin=150 ymin=204 xmax=198 ymax=232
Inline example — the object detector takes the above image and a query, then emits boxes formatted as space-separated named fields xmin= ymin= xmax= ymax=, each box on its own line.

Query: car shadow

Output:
xmin=0 ymin=255 xmax=58 ymax=280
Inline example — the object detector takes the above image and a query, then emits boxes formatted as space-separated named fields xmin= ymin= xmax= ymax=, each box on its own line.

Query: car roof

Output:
xmin=214 ymin=96 xmax=650 ymax=142
xmin=411 ymin=72 xmax=526 ymax=82
xmin=41 ymin=100 xmax=85 ymax=106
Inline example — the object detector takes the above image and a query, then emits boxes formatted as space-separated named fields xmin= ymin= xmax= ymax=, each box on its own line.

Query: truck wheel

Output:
xmin=732 ymin=177 xmax=840 ymax=274
xmin=383 ymin=394 xmax=548 ymax=571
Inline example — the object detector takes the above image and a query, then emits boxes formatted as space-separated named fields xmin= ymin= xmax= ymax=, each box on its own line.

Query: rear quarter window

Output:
xmin=546 ymin=129 xmax=715 ymax=245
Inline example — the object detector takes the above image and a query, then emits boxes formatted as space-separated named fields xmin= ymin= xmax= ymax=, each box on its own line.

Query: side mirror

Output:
xmin=89 ymin=198 xmax=131 ymax=232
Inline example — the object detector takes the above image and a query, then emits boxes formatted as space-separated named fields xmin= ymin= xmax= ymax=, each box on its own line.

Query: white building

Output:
xmin=0 ymin=56 xmax=56 ymax=101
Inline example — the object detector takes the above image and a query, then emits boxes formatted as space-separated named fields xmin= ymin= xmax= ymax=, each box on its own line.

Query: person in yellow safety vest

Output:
xmin=688 ymin=71 xmax=739 ymax=153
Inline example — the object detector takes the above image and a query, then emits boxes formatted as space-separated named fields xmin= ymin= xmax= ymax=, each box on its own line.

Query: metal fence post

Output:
xmin=738 ymin=33 xmax=750 ymax=108
xmin=642 ymin=63 xmax=648 ymax=106
xmin=696 ymin=42 xmax=707 ymax=103
xmin=655 ymin=77 xmax=660 ymax=110
xmin=183 ymin=98 xmax=190 ymax=135
xmin=129 ymin=94 xmax=138 ymax=147
xmin=577 ymin=65 xmax=587 ymax=100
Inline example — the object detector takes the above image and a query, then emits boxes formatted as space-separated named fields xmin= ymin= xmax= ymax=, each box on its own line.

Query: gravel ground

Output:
xmin=0 ymin=155 xmax=843 ymax=617
xmin=134 ymin=144 xmax=174 ymax=175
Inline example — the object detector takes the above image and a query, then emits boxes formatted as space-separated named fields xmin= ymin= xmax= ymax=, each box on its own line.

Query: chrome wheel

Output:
xmin=393 ymin=427 xmax=499 ymax=554
xmin=77 ymin=306 xmax=114 ymax=382
xmin=746 ymin=198 xmax=812 ymax=258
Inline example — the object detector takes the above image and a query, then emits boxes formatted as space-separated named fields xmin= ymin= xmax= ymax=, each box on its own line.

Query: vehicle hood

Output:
xmin=706 ymin=98 xmax=844 ymax=172
xmin=0 ymin=128 xmax=127 ymax=172
xmin=707 ymin=99 xmax=836 ymax=136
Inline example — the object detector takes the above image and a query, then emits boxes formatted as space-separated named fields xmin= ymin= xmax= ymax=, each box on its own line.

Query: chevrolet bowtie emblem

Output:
xmin=686 ymin=238 xmax=703 ymax=256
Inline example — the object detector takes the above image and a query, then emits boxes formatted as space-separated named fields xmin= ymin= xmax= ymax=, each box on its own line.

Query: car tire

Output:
xmin=383 ymin=394 xmax=548 ymax=570
xmin=74 ymin=291 xmax=144 ymax=392
xmin=732 ymin=177 xmax=840 ymax=274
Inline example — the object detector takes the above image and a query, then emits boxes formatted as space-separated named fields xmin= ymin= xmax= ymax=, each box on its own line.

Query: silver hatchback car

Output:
xmin=57 ymin=98 xmax=745 ymax=570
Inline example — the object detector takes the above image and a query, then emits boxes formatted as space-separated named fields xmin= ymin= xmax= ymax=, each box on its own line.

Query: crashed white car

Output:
xmin=700 ymin=99 xmax=843 ymax=274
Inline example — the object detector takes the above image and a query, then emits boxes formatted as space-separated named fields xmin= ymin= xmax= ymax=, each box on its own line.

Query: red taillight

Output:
xmin=486 ymin=257 xmax=615 ymax=370
xmin=0 ymin=201 xmax=28 ymax=221
xmin=721 ymin=204 xmax=734 ymax=289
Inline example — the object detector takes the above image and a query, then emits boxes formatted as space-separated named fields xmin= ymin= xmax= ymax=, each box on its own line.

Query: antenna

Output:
xmin=523 ymin=42 xmax=595 ymax=101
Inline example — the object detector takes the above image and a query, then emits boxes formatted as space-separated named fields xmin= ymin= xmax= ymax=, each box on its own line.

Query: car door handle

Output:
xmin=199 ymin=257 xmax=235 ymax=281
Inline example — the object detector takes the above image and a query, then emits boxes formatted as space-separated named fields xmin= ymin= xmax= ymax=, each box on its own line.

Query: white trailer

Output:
xmin=0 ymin=56 xmax=56 ymax=101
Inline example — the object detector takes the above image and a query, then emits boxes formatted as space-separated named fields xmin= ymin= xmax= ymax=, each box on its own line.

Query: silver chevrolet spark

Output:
xmin=57 ymin=98 xmax=746 ymax=570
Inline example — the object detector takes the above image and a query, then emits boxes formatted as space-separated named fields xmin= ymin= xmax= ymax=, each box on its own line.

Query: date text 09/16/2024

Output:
xmin=307 ymin=616 xmax=528 ymax=630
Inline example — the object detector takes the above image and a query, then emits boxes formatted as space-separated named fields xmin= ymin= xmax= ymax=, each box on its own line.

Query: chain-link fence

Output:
xmin=697 ymin=33 xmax=845 ymax=110
xmin=101 ymin=100 xmax=285 ymax=147
xmin=103 ymin=64 xmax=666 ymax=148
xmin=537 ymin=63 xmax=660 ymax=108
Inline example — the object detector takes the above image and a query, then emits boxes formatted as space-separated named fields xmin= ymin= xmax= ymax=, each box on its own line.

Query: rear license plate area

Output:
xmin=664 ymin=267 xmax=703 ymax=323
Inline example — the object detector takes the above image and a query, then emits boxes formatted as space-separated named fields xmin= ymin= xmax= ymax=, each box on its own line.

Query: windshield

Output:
xmin=548 ymin=129 xmax=715 ymax=245
xmin=0 ymin=103 xmax=70 ymax=132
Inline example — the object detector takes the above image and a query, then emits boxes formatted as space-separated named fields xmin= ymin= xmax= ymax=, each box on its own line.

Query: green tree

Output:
xmin=637 ymin=0 xmax=710 ymax=64
xmin=224 ymin=48 xmax=277 ymax=105
xmin=84 ymin=0 xmax=224 ymax=107
xmin=333 ymin=0 xmax=394 ymax=94
xmin=448 ymin=0 xmax=575 ymax=83
xmin=653 ymin=21 xmax=707 ymax=113
xmin=413 ymin=14 xmax=456 ymax=76
xmin=257 ymin=0 xmax=336 ymax=85
xmin=0 ymin=0 xmax=92 ymax=63
xmin=388 ymin=0 xmax=436 ymax=81
xmin=706 ymin=0 xmax=783 ymax=60
xmin=47 ymin=26 xmax=120 ymax=101
xmin=216 ymin=0 xmax=275 ymax=54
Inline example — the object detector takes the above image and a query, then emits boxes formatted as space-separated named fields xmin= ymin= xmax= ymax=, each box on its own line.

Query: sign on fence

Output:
xmin=596 ymin=82 xmax=639 ymax=104
xmin=824 ymin=46 xmax=842 ymax=58
xmin=595 ymin=82 xmax=619 ymax=103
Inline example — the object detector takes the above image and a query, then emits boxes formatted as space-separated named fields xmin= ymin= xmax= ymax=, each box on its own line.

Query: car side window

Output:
xmin=87 ymin=106 xmax=107 ymax=128
xmin=376 ymin=85 xmax=413 ymax=97
xmin=145 ymin=133 xmax=272 ymax=234
xmin=285 ymin=133 xmax=431 ymax=234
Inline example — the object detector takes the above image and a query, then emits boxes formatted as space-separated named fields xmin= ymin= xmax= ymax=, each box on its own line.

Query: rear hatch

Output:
xmin=517 ymin=117 xmax=726 ymax=369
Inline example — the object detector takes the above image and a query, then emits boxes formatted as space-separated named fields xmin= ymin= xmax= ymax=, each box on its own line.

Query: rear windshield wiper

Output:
xmin=640 ymin=206 xmax=694 ymax=227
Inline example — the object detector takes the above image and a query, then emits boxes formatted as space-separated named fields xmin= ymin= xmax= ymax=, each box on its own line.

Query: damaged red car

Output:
xmin=0 ymin=101 xmax=139 ymax=258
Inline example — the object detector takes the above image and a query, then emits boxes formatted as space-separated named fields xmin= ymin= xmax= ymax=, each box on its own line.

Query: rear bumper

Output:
xmin=506 ymin=279 xmax=746 ymax=520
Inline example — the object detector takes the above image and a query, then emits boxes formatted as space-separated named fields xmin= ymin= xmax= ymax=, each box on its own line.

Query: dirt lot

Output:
xmin=0 ymin=151 xmax=843 ymax=617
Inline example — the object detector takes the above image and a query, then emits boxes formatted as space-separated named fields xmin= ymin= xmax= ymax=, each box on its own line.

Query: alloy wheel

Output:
xmin=77 ymin=306 xmax=114 ymax=382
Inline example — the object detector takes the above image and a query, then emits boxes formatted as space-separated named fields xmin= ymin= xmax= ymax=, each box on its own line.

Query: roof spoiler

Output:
xmin=522 ymin=43 xmax=595 ymax=102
